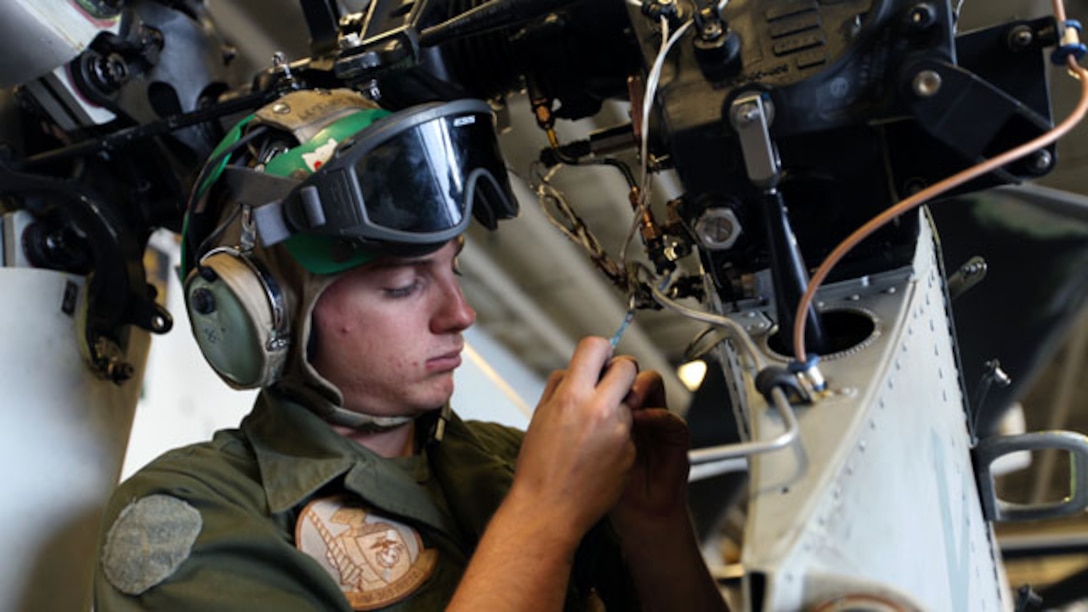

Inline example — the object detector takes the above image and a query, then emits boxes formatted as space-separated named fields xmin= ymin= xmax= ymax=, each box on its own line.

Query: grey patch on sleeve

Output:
xmin=101 ymin=494 xmax=203 ymax=595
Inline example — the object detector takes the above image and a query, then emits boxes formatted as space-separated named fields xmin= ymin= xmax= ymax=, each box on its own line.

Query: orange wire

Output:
xmin=792 ymin=45 xmax=1088 ymax=363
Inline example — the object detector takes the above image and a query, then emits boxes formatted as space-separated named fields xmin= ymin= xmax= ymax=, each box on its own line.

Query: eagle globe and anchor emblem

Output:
xmin=297 ymin=496 xmax=439 ymax=610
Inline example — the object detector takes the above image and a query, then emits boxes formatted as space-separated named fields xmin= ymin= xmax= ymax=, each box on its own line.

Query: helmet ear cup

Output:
xmin=184 ymin=249 xmax=289 ymax=389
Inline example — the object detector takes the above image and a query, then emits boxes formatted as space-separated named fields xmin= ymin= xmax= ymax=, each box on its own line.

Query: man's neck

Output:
xmin=333 ymin=421 xmax=416 ymax=458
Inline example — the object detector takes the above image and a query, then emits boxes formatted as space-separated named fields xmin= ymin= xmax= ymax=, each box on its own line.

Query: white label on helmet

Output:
xmin=452 ymin=116 xmax=476 ymax=127
xmin=303 ymin=138 xmax=340 ymax=173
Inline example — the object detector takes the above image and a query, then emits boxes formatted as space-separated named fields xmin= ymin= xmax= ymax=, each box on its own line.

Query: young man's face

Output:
xmin=310 ymin=240 xmax=475 ymax=418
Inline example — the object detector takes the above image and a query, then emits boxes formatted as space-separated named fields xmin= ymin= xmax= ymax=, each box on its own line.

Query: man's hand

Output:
xmin=509 ymin=336 xmax=639 ymax=538
xmin=448 ymin=336 xmax=640 ymax=611
xmin=611 ymin=371 xmax=692 ymax=531
xmin=608 ymin=372 xmax=730 ymax=612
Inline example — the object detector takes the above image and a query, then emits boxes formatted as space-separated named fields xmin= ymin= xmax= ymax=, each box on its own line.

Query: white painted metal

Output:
xmin=736 ymin=212 xmax=1010 ymax=610
xmin=0 ymin=0 xmax=120 ymax=88
xmin=0 ymin=268 xmax=149 ymax=612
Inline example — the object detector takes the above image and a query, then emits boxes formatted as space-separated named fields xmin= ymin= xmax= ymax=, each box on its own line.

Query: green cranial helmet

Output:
xmin=184 ymin=89 xmax=392 ymax=277
xmin=181 ymin=87 xmax=517 ymax=428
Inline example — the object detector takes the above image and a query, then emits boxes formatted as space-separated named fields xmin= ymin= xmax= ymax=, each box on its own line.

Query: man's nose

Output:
xmin=433 ymin=278 xmax=476 ymax=333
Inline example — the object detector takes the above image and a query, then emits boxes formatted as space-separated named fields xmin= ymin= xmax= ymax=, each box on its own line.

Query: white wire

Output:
xmin=649 ymin=276 xmax=768 ymax=374
xmin=621 ymin=16 xmax=694 ymax=269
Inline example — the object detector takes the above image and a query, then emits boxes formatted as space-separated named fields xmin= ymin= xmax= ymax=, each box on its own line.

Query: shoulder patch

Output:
xmin=296 ymin=495 xmax=438 ymax=610
xmin=101 ymin=494 xmax=202 ymax=595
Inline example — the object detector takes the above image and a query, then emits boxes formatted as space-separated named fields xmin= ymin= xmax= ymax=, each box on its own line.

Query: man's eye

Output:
xmin=384 ymin=278 xmax=425 ymax=298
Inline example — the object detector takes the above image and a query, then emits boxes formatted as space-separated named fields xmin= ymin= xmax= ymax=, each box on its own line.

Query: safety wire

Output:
xmin=546 ymin=2 xmax=737 ymax=347
xmin=530 ymin=162 xmax=627 ymax=287
xmin=790 ymin=0 xmax=1088 ymax=364
xmin=533 ymin=5 xmax=697 ymax=330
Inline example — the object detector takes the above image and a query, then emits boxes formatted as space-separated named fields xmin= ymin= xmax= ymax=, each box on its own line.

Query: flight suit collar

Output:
xmin=242 ymin=390 xmax=358 ymax=514
xmin=242 ymin=391 xmax=455 ymax=534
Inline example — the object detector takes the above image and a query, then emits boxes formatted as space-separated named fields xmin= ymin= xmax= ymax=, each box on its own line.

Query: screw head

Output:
xmin=1008 ymin=25 xmax=1035 ymax=50
xmin=912 ymin=70 xmax=942 ymax=97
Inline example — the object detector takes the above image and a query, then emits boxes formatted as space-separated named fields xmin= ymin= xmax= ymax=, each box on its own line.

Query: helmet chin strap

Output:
xmin=323 ymin=404 xmax=454 ymax=438
xmin=324 ymin=407 xmax=416 ymax=432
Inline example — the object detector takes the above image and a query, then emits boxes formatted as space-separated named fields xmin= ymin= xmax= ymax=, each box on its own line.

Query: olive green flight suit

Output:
xmin=94 ymin=391 xmax=633 ymax=611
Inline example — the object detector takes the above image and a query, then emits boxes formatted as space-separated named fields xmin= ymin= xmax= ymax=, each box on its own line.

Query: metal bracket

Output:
xmin=947 ymin=255 xmax=987 ymax=300
xmin=974 ymin=431 xmax=1088 ymax=522
xmin=729 ymin=92 xmax=780 ymax=189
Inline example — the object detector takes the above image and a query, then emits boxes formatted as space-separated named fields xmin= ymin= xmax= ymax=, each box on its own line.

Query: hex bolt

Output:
xmin=91 ymin=53 xmax=130 ymax=92
xmin=694 ymin=208 xmax=742 ymax=250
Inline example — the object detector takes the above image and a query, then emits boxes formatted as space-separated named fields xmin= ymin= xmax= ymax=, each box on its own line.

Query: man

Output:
xmin=94 ymin=88 xmax=725 ymax=610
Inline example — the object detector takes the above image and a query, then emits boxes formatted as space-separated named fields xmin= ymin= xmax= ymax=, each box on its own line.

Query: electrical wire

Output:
xmin=620 ymin=14 xmax=694 ymax=271
xmin=790 ymin=3 xmax=1088 ymax=363
xmin=648 ymin=265 xmax=769 ymax=373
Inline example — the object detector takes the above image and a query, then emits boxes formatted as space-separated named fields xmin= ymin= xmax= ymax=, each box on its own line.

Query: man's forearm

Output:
xmin=447 ymin=490 xmax=582 ymax=611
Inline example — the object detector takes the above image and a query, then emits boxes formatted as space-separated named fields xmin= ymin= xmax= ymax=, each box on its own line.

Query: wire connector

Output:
xmin=1052 ymin=19 xmax=1087 ymax=65
xmin=788 ymin=354 xmax=827 ymax=392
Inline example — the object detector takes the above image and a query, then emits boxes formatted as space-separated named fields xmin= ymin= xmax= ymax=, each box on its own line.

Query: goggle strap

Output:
xmin=253 ymin=200 xmax=290 ymax=246
xmin=220 ymin=167 xmax=300 ymax=206
xmin=219 ymin=167 xmax=303 ymax=247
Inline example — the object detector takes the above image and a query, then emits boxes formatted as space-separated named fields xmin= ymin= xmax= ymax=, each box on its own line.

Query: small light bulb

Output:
xmin=677 ymin=359 xmax=708 ymax=391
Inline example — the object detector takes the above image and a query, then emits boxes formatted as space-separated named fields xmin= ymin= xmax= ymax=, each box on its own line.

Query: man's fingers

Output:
xmin=561 ymin=337 xmax=615 ymax=389
xmin=632 ymin=408 xmax=689 ymax=443
xmin=539 ymin=370 xmax=565 ymax=403
xmin=556 ymin=337 xmax=639 ymax=408
xmin=626 ymin=370 xmax=667 ymax=411
xmin=597 ymin=356 xmax=639 ymax=409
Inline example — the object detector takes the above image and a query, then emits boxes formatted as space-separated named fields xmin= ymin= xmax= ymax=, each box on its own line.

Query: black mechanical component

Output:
xmin=626 ymin=1 xmax=1054 ymax=286
xmin=691 ymin=2 xmax=741 ymax=82
xmin=309 ymin=0 xmax=1055 ymax=355
xmin=300 ymin=0 xmax=342 ymax=57
xmin=69 ymin=0 xmax=240 ymax=154
xmin=22 ymin=220 xmax=94 ymax=275
xmin=0 ymin=0 xmax=258 ymax=383
xmin=0 ymin=162 xmax=172 ymax=382
xmin=755 ymin=366 xmax=811 ymax=405
xmin=312 ymin=0 xmax=638 ymax=115
xmin=760 ymin=189 xmax=828 ymax=355
xmin=1 ymin=0 xmax=1062 ymax=385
